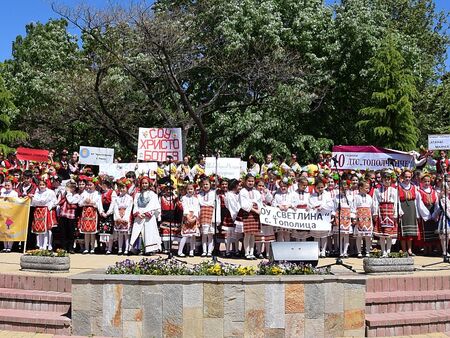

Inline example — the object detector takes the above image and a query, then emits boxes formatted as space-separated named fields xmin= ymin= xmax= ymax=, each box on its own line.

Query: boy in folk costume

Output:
xmin=309 ymin=180 xmax=334 ymax=258
xmin=0 ymin=179 xmax=19 ymax=252
xmin=332 ymin=180 xmax=354 ymax=258
xmin=57 ymin=180 xmax=80 ymax=253
xmin=398 ymin=169 xmax=430 ymax=256
xmin=373 ymin=172 xmax=402 ymax=257
xmin=178 ymin=183 xmax=200 ymax=257
xmin=78 ymin=177 xmax=103 ymax=254
xmin=354 ymin=181 xmax=375 ymax=258
xmin=198 ymin=177 xmax=221 ymax=257
xmin=17 ymin=170 xmax=37 ymax=251
xmin=255 ymin=179 xmax=275 ymax=258
xmin=238 ymin=174 xmax=262 ymax=260
xmin=31 ymin=180 xmax=58 ymax=251
xmin=113 ymin=180 xmax=134 ymax=255
xmin=130 ymin=177 xmax=161 ymax=255
xmin=99 ymin=177 xmax=117 ymax=254
xmin=272 ymin=178 xmax=295 ymax=242
xmin=159 ymin=178 xmax=183 ymax=254
xmin=417 ymin=173 xmax=440 ymax=254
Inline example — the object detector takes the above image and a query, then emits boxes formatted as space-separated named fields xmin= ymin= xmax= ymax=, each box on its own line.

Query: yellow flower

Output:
xmin=270 ymin=266 xmax=283 ymax=275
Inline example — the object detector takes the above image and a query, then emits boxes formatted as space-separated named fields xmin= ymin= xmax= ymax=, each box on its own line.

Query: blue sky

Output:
xmin=1 ymin=0 xmax=450 ymax=66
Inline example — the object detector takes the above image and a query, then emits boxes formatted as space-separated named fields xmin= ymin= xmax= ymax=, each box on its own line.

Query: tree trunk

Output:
xmin=199 ymin=130 xmax=208 ymax=156
xmin=181 ymin=126 xmax=189 ymax=158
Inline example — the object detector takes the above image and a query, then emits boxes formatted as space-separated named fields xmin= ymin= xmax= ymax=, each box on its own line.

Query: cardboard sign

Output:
xmin=16 ymin=147 xmax=49 ymax=162
xmin=428 ymin=134 xmax=450 ymax=150
xmin=260 ymin=206 xmax=332 ymax=231
xmin=79 ymin=146 xmax=114 ymax=165
xmin=137 ymin=128 xmax=182 ymax=162
xmin=99 ymin=162 xmax=158 ymax=179
xmin=205 ymin=157 xmax=242 ymax=179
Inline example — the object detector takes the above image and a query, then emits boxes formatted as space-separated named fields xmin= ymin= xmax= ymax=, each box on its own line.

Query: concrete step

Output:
xmin=0 ymin=275 xmax=71 ymax=292
xmin=366 ymin=275 xmax=450 ymax=293
xmin=0 ymin=308 xmax=70 ymax=335
xmin=366 ymin=309 xmax=450 ymax=337
xmin=0 ymin=288 xmax=71 ymax=313
xmin=366 ymin=289 xmax=450 ymax=314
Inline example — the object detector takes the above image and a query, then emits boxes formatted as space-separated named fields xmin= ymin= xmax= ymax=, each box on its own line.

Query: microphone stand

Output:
xmin=318 ymin=158 xmax=355 ymax=272
xmin=423 ymin=161 xmax=450 ymax=267
xmin=212 ymin=151 xmax=220 ymax=262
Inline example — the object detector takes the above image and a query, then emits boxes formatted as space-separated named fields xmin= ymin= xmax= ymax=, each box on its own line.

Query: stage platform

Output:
xmin=0 ymin=252 xmax=449 ymax=277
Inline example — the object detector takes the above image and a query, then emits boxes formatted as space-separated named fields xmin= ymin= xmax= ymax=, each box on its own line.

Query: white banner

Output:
xmin=205 ymin=157 xmax=242 ymax=179
xmin=137 ymin=128 xmax=182 ymax=162
xmin=428 ymin=134 xmax=450 ymax=150
xmin=260 ymin=206 xmax=331 ymax=231
xmin=331 ymin=145 xmax=414 ymax=170
xmin=79 ymin=146 xmax=114 ymax=165
xmin=99 ymin=163 xmax=158 ymax=179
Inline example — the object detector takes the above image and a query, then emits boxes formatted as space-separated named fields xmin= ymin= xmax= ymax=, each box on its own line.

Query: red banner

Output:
xmin=16 ymin=147 xmax=49 ymax=162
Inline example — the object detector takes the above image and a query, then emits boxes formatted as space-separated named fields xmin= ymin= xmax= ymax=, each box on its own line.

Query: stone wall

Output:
xmin=71 ymin=272 xmax=366 ymax=338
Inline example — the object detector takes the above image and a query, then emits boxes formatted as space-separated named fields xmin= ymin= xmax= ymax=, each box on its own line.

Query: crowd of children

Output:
xmin=0 ymin=148 xmax=450 ymax=259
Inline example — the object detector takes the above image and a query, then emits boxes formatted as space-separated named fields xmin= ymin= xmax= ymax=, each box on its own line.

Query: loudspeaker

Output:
xmin=269 ymin=242 xmax=319 ymax=266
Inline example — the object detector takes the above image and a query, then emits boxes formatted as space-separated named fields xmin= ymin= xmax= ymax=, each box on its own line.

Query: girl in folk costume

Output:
xmin=130 ymin=177 xmax=161 ymax=254
xmin=238 ymin=174 xmax=262 ymax=260
xmin=0 ymin=179 xmax=18 ymax=252
xmin=113 ymin=180 xmax=134 ymax=255
xmin=198 ymin=177 xmax=221 ymax=257
xmin=265 ymin=170 xmax=279 ymax=195
xmin=216 ymin=178 xmax=229 ymax=252
xmin=99 ymin=178 xmax=117 ymax=254
xmin=78 ymin=177 xmax=103 ymax=254
xmin=189 ymin=155 xmax=206 ymax=182
xmin=332 ymin=180 xmax=354 ymax=258
xmin=178 ymin=183 xmax=200 ymax=257
xmin=224 ymin=179 xmax=242 ymax=257
xmin=57 ymin=180 xmax=80 ymax=253
xmin=347 ymin=175 xmax=360 ymax=199
xmin=437 ymin=190 xmax=450 ymax=257
xmin=31 ymin=180 xmax=58 ymax=251
xmin=398 ymin=169 xmax=430 ymax=256
xmin=177 ymin=156 xmax=191 ymax=182
xmin=255 ymin=179 xmax=275 ymax=258
xmin=309 ymin=180 xmax=334 ymax=257
xmin=373 ymin=172 xmax=401 ymax=257
xmin=272 ymin=178 xmax=294 ymax=242
xmin=290 ymin=177 xmax=311 ymax=242
xmin=417 ymin=173 xmax=440 ymax=254
xmin=125 ymin=171 xmax=139 ymax=199
xmin=354 ymin=181 xmax=375 ymax=258
xmin=159 ymin=178 xmax=183 ymax=254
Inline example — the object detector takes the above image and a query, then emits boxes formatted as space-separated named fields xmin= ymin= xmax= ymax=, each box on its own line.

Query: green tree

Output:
xmin=358 ymin=33 xmax=419 ymax=150
xmin=0 ymin=72 xmax=28 ymax=154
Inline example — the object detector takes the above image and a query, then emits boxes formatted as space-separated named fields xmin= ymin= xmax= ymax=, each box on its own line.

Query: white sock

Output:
xmin=356 ymin=237 xmax=362 ymax=254
xmin=207 ymin=234 xmax=214 ymax=254
xmin=379 ymin=237 xmax=386 ymax=254
xmin=249 ymin=235 xmax=255 ymax=256
xmin=189 ymin=237 xmax=195 ymax=255
xmin=364 ymin=237 xmax=372 ymax=253
xmin=202 ymin=234 xmax=208 ymax=254
xmin=244 ymin=234 xmax=251 ymax=256
xmin=386 ymin=237 xmax=392 ymax=254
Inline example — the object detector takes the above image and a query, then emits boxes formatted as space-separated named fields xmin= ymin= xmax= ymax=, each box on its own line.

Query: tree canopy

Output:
xmin=0 ymin=0 xmax=448 ymax=161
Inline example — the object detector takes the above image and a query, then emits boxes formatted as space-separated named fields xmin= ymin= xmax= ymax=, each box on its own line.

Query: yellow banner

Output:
xmin=0 ymin=197 xmax=30 ymax=242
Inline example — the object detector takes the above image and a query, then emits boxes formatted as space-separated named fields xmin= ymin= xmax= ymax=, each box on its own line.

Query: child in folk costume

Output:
xmin=0 ymin=179 xmax=19 ymax=252
xmin=78 ymin=178 xmax=103 ymax=254
xmin=99 ymin=178 xmax=117 ymax=254
xmin=198 ymin=177 xmax=221 ymax=257
xmin=255 ymin=179 xmax=275 ymax=258
xmin=238 ymin=174 xmax=262 ymax=260
xmin=290 ymin=177 xmax=311 ymax=242
xmin=130 ymin=177 xmax=161 ymax=254
xmin=332 ymin=180 xmax=354 ymax=258
xmin=437 ymin=191 xmax=450 ymax=256
xmin=272 ymin=178 xmax=294 ymax=242
xmin=159 ymin=179 xmax=183 ymax=254
xmin=31 ymin=180 xmax=58 ymax=251
xmin=113 ymin=180 xmax=134 ymax=255
xmin=398 ymin=169 xmax=430 ymax=256
xmin=223 ymin=179 xmax=242 ymax=258
xmin=417 ymin=173 xmax=440 ymax=254
xmin=178 ymin=183 xmax=200 ymax=257
xmin=354 ymin=181 xmax=375 ymax=257
xmin=57 ymin=180 xmax=80 ymax=253
xmin=373 ymin=172 xmax=401 ymax=257
xmin=309 ymin=180 xmax=334 ymax=257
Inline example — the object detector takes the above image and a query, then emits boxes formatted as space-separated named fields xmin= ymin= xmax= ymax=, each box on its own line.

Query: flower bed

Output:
xmin=21 ymin=249 xmax=70 ymax=272
xmin=106 ymin=258 xmax=330 ymax=276
xmin=364 ymin=250 xmax=414 ymax=273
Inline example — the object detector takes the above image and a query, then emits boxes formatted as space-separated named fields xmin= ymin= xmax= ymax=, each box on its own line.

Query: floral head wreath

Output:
xmin=5 ymin=175 xmax=17 ymax=184
xmin=117 ymin=177 xmax=132 ymax=188
xmin=280 ymin=176 xmax=293 ymax=186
